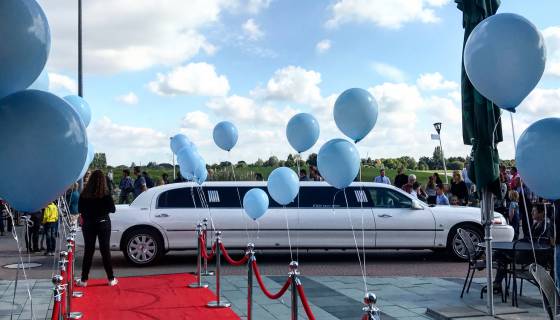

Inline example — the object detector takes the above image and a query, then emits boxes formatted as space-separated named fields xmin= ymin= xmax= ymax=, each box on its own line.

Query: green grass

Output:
xmin=105 ymin=165 xmax=440 ymax=187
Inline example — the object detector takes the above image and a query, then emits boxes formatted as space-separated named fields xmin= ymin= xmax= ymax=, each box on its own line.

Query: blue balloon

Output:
xmin=0 ymin=0 xmax=51 ymax=99
xmin=515 ymin=118 xmax=560 ymax=200
xmin=464 ymin=13 xmax=546 ymax=111
xmin=78 ymin=143 xmax=95 ymax=181
xmin=243 ymin=188 xmax=269 ymax=220
xmin=213 ymin=121 xmax=238 ymax=151
xmin=194 ymin=157 xmax=208 ymax=185
xmin=317 ymin=139 xmax=360 ymax=189
xmin=286 ymin=113 xmax=320 ymax=153
xmin=334 ymin=88 xmax=378 ymax=143
xmin=170 ymin=134 xmax=193 ymax=154
xmin=64 ymin=95 xmax=92 ymax=127
xmin=0 ymin=90 xmax=88 ymax=212
xmin=267 ymin=167 xmax=299 ymax=205
xmin=28 ymin=70 xmax=50 ymax=91
xmin=177 ymin=146 xmax=200 ymax=178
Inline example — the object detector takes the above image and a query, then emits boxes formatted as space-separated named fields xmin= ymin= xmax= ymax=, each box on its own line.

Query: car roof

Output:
xmin=130 ymin=181 xmax=402 ymax=207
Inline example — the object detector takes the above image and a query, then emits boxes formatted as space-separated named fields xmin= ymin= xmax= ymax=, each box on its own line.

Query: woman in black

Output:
xmin=76 ymin=170 xmax=117 ymax=287
xmin=450 ymin=170 xmax=469 ymax=206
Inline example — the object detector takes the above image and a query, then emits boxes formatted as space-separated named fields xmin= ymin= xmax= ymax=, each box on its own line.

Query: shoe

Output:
xmin=48 ymin=252 xmax=55 ymax=256
xmin=108 ymin=278 xmax=118 ymax=286
xmin=43 ymin=251 xmax=49 ymax=256
xmin=75 ymin=279 xmax=87 ymax=287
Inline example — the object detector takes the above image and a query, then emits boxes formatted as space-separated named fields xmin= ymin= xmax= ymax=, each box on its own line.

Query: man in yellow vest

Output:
xmin=42 ymin=202 xmax=58 ymax=256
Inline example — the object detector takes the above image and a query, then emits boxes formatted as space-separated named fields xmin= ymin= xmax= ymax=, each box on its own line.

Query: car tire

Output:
xmin=447 ymin=224 xmax=482 ymax=261
xmin=122 ymin=228 xmax=164 ymax=266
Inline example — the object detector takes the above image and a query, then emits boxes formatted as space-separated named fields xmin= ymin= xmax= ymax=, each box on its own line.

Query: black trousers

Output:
xmin=81 ymin=219 xmax=114 ymax=281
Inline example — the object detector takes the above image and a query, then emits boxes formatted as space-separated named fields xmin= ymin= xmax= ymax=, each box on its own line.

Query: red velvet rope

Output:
xmin=251 ymin=260 xmax=292 ymax=300
xmin=219 ymin=243 xmax=249 ymax=266
xmin=297 ymin=283 xmax=316 ymax=320
xmin=199 ymin=236 xmax=216 ymax=261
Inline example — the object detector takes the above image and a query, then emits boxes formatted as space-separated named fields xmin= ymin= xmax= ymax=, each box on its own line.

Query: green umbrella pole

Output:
xmin=481 ymin=189 xmax=495 ymax=316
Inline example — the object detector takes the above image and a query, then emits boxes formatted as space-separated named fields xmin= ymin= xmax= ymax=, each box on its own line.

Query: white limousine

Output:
xmin=79 ymin=181 xmax=514 ymax=266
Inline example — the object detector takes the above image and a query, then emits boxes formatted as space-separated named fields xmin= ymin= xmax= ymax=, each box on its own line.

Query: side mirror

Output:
xmin=411 ymin=200 xmax=424 ymax=210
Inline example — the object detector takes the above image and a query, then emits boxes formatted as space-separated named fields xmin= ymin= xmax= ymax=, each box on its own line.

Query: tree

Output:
xmin=306 ymin=153 xmax=317 ymax=166
xmin=236 ymin=160 xmax=247 ymax=168
xmin=254 ymin=158 xmax=264 ymax=167
xmin=285 ymin=154 xmax=296 ymax=167
xmin=418 ymin=162 xmax=429 ymax=171
xmin=147 ymin=161 xmax=158 ymax=168
xmin=419 ymin=156 xmax=435 ymax=170
xmin=219 ymin=161 xmax=232 ymax=168
xmin=398 ymin=156 xmax=417 ymax=170
xmin=264 ymin=156 xmax=279 ymax=167
xmin=447 ymin=161 xmax=464 ymax=171
xmin=91 ymin=153 xmax=107 ymax=169
xmin=432 ymin=147 xmax=444 ymax=170
xmin=130 ymin=162 xmax=136 ymax=168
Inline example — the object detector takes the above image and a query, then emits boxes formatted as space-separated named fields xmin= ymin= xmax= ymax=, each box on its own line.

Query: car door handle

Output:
xmin=155 ymin=214 xmax=169 ymax=218
xmin=378 ymin=214 xmax=392 ymax=218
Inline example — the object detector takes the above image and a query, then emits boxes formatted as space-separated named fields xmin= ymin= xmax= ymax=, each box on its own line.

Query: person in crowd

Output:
xmin=495 ymin=171 xmax=509 ymax=216
xmin=69 ymin=183 xmax=81 ymax=226
xmin=119 ymin=169 xmax=134 ymax=204
xmin=142 ymin=171 xmax=154 ymax=189
xmin=433 ymin=172 xmax=443 ymax=185
xmin=299 ymin=169 xmax=310 ymax=181
xmin=402 ymin=174 xmax=416 ymax=194
xmin=76 ymin=170 xmax=117 ymax=287
xmin=106 ymin=171 xmax=114 ymax=195
xmin=42 ymin=202 xmax=58 ymax=256
xmin=394 ymin=167 xmax=408 ymax=189
xmin=508 ymin=190 xmax=520 ymax=240
xmin=83 ymin=170 xmax=92 ymax=186
xmin=425 ymin=176 xmax=437 ymax=205
xmin=254 ymin=172 xmax=264 ymax=181
xmin=468 ymin=184 xmax=479 ymax=207
xmin=412 ymin=182 xmax=427 ymax=202
xmin=450 ymin=196 xmax=460 ymax=206
xmin=518 ymin=181 xmax=533 ymax=240
xmin=25 ymin=211 xmax=42 ymax=253
xmin=161 ymin=173 xmax=169 ymax=185
xmin=509 ymin=167 xmax=519 ymax=190
xmin=462 ymin=165 xmax=472 ymax=193
xmin=309 ymin=165 xmax=322 ymax=181
xmin=531 ymin=203 xmax=552 ymax=242
xmin=450 ymin=170 xmax=469 ymax=205
xmin=133 ymin=167 xmax=147 ymax=199
xmin=436 ymin=184 xmax=449 ymax=205
xmin=374 ymin=169 xmax=391 ymax=184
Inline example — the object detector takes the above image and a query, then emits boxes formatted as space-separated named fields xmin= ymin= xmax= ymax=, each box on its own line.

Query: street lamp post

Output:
xmin=433 ymin=122 xmax=449 ymax=185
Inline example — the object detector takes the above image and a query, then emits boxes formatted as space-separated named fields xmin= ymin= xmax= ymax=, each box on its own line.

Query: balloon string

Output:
xmin=342 ymin=190 xmax=368 ymax=293
xmin=284 ymin=206 xmax=294 ymax=262
xmin=359 ymin=153 xmax=369 ymax=288
xmin=296 ymin=153 xmax=301 ymax=263
xmin=4 ymin=205 xmax=36 ymax=320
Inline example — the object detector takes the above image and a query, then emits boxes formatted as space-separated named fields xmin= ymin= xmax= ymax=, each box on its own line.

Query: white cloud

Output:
xmin=316 ymin=39 xmax=332 ymax=53
xmin=542 ymin=26 xmax=560 ymax=78
xmin=372 ymin=62 xmax=406 ymax=82
xmin=207 ymin=95 xmax=297 ymax=127
xmin=242 ymin=19 xmax=265 ymax=41
xmin=38 ymin=0 xmax=225 ymax=74
xmin=246 ymin=0 xmax=272 ymax=14
xmin=88 ymin=117 xmax=170 ymax=165
xmin=48 ymin=72 xmax=78 ymax=94
xmin=148 ymin=62 xmax=230 ymax=97
xmin=326 ymin=0 xmax=449 ymax=29
xmin=181 ymin=111 xmax=213 ymax=130
xmin=252 ymin=66 xmax=324 ymax=106
xmin=417 ymin=72 xmax=459 ymax=91
xmin=116 ymin=92 xmax=139 ymax=105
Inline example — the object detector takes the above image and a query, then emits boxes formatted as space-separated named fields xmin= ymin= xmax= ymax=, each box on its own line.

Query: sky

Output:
xmin=36 ymin=0 xmax=560 ymax=166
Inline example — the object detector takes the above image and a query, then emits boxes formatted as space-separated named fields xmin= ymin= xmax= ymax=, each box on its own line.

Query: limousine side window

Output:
xmin=369 ymin=188 xmax=412 ymax=209
xmin=157 ymin=187 xmax=200 ymax=208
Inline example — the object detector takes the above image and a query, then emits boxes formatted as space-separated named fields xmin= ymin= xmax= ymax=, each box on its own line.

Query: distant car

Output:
xmin=76 ymin=181 xmax=514 ymax=266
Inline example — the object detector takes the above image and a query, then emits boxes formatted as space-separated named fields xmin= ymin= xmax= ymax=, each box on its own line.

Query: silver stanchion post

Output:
xmin=68 ymin=233 xmax=83 ymax=298
xmin=207 ymin=231 xmax=230 ymax=308
xmin=66 ymin=235 xmax=83 ymax=319
xmin=246 ymin=243 xmax=255 ymax=320
xmin=289 ymin=261 xmax=299 ymax=320
xmin=189 ymin=224 xmax=208 ymax=289
xmin=362 ymin=292 xmax=381 ymax=320
xmin=201 ymin=218 xmax=214 ymax=276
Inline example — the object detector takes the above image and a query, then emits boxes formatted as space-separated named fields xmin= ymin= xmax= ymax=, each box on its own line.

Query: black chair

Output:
xmin=529 ymin=263 xmax=559 ymax=320
xmin=457 ymin=228 xmax=486 ymax=298
xmin=510 ymin=240 xmax=553 ymax=307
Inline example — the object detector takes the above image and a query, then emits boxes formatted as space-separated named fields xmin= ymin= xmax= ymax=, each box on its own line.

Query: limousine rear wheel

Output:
xmin=123 ymin=228 xmax=164 ymax=266
xmin=448 ymin=224 xmax=482 ymax=261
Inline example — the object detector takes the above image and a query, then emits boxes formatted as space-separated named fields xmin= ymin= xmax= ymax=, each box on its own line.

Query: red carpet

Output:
xmin=72 ymin=273 xmax=241 ymax=320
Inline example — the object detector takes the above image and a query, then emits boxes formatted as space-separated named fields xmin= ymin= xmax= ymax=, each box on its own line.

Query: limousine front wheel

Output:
xmin=123 ymin=228 xmax=163 ymax=266
xmin=448 ymin=225 xmax=482 ymax=261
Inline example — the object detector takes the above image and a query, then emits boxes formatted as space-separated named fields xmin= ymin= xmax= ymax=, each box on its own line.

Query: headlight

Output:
xmin=492 ymin=213 xmax=507 ymax=225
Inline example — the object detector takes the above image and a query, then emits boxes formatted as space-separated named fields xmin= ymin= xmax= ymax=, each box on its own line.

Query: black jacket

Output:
xmin=78 ymin=194 xmax=115 ymax=224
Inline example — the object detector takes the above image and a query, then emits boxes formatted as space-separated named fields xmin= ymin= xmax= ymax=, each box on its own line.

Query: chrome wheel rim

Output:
xmin=452 ymin=229 xmax=481 ymax=260
xmin=127 ymin=234 xmax=157 ymax=264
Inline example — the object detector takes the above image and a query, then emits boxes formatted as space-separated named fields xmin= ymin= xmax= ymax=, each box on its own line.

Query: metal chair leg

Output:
xmin=461 ymin=267 xmax=471 ymax=298
xmin=467 ymin=268 xmax=476 ymax=294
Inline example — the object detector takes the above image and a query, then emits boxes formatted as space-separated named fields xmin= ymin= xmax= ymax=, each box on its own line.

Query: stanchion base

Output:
xmin=200 ymin=271 xmax=215 ymax=276
xmin=73 ymin=291 xmax=84 ymax=298
xmin=68 ymin=311 xmax=83 ymax=319
xmin=207 ymin=301 xmax=231 ymax=308
xmin=188 ymin=283 xmax=209 ymax=288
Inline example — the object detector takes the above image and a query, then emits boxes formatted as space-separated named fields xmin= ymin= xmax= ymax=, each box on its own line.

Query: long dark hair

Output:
xmin=81 ymin=170 xmax=109 ymax=199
